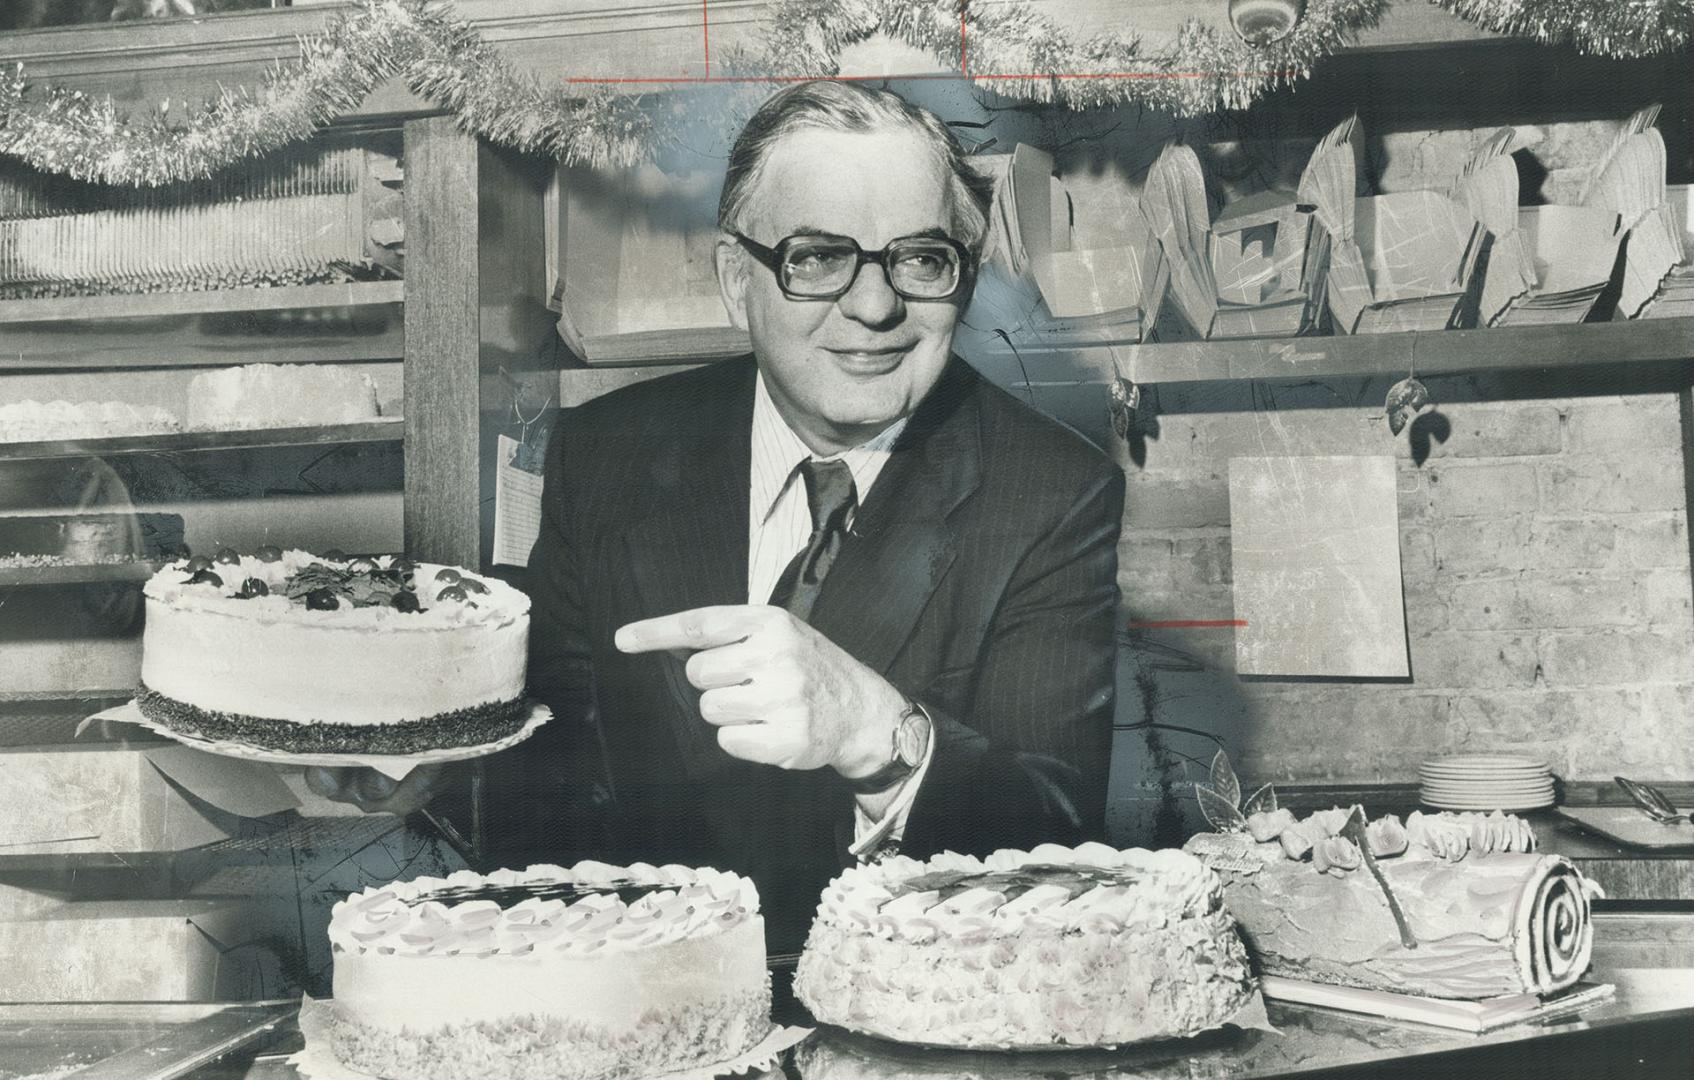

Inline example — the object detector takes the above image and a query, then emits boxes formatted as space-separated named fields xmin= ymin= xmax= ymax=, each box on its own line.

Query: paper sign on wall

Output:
xmin=493 ymin=434 xmax=545 ymax=568
xmin=1229 ymin=455 xmax=1409 ymax=678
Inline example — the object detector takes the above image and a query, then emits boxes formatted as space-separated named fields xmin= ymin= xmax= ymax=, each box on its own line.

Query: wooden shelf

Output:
xmin=0 ymin=280 xmax=403 ymax=326
xmin=2 ymin=281 xmax=405 ymax=370
xmin=993 ymin=317 xmax=1694 ymax=388
xmin=0 ymin=417 xmax=403 ymax=462
xmin=0 ymin=561 xmax=159 ymax=588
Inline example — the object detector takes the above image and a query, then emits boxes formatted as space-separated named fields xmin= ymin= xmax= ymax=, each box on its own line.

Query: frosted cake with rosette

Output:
xmin=328 ymin=862 xmax=771 ymax=1080
xmin=795 ymin=843 xmax=1257 ymax=1049
xmin=138 ymin=549 xmax=528 ymax=753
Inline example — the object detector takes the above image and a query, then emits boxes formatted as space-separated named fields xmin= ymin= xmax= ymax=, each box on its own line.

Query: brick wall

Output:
xmin=993 ymin=371 xmax=1694 ymax=844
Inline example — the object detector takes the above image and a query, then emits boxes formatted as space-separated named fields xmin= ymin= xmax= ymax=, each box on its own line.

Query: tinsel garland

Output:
xmin=6 ymin=0 xmax=1684 ymax=188
xmin=1433 ymin=0 xmax=1694 ymax=58
xmin=720 ymin=0 xmax=1389 ymax=114
xmin=0 ymin=0 xmax=1392 ymax=186
xmin=0 ymin=0 xmax=650 ymax=185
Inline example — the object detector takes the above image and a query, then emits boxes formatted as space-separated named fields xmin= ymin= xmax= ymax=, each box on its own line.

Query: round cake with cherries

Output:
xmin=795 ymin=843 xmax=1258 ymax=1049
xmin=328 ymin=862 xmax=771 ymax=1080
xmin=138 ymin=549 xmax=529 ymax=753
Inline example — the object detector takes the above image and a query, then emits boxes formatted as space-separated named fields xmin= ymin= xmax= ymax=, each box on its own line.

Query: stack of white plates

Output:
xmin=1419 ymin=754 xmax=1555 ymax=812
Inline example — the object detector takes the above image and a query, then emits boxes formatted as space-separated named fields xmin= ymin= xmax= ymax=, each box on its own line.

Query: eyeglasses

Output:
xmin=731 ymin=231 xmax=974 ymax=302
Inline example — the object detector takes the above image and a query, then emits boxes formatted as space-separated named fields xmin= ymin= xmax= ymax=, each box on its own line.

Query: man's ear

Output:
xmin=715 ymin=234 xmax=750 ymax=331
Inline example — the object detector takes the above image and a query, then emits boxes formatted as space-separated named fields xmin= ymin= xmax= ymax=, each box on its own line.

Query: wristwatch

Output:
xmin=846 ymin=699 xmax=932 ymax=796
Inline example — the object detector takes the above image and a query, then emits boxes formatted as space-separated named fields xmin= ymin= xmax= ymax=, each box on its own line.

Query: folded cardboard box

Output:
xmin=1301 ymin=116 xmax=1489 ymax=335
xmin=1581 ymin=105 xmax=1694 ymax=320
xmin=961 ymin=145 xmax=1166 ymax=355
xmin=1141 ymin=144 xmax=1312 ymax=340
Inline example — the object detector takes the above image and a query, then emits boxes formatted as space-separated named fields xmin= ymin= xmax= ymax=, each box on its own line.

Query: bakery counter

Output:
xmin=785 ymin=967 xmax=1694 ymax=1080
xmin=0 ymin=1001 xmax=293 ymax=1080
xmin=180 ymin=961 xmax=1694 ymax=1080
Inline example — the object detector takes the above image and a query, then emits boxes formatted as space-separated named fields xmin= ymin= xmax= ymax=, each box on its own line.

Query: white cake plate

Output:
xmin=80 ymin=700 xmax=552 ymax=780
xmin=288 ymin=995 xmax=811 ymax=1080
xmin=828 ymin=985 xmax=1274 ymax=1052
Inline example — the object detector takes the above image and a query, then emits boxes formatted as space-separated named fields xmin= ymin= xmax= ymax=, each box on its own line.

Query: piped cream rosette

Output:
xmin=328 ymin=861 xmax=759 ymax=958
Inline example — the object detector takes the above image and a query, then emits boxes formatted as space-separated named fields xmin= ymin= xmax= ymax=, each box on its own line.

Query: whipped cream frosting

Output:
xmin=141 ymin=551 xmax=529 ymax=726
xmin=1188 ymin=807 xmax=1538 ymax=878
xmin=329 ymin=862 xmax=760 ymax=959
xmin=796 ymin=842 xmax=1257 ymax=1050
xmin=812 ymin=843 xmax=1221 ymax=945
xmin=144 ymin=551 xmax=528 ymax=629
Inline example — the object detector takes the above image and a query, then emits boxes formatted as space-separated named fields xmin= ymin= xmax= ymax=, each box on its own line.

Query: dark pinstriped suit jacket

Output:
xmin=506 ymin=353 xmax=1124 ymax=952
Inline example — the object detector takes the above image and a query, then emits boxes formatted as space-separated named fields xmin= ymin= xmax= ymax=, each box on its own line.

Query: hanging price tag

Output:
xmin=493 ymin=434 xmax=545 ymax=567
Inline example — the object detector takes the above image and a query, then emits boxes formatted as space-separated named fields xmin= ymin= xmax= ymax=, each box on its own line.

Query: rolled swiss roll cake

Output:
xmin=1189 ymin=809 xmax=1600 ymax=999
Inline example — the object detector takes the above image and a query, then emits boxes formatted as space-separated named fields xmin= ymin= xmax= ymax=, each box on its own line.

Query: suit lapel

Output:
xmin=806 ymin=357 xmax=982 ymax=677
xmin=613 ymin=355 xmax=984 ymax=770
xmin=619 ymin=358 xmax=755 ymax=775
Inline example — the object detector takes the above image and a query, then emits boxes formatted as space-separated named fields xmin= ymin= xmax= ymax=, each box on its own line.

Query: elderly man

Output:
xmin=319 ymin=80 xmax=1123 ymax=952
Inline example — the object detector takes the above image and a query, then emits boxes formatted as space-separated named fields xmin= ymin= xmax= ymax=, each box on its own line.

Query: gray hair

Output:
xmin=717 ymin=80 xmax=993 ymax=254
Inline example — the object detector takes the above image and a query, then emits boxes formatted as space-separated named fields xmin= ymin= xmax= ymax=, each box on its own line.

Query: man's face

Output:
xmin=717 ymin=127 xmax=967 ymax=455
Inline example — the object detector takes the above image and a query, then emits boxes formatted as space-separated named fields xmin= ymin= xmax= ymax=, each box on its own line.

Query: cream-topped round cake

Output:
xmin=328 ymin=862 xmax=772 ymax=1080
xmin=139 ymin=549 xmax=528 ymax=752
xmin=795 ymin=843 xmax=1257 ymax=1049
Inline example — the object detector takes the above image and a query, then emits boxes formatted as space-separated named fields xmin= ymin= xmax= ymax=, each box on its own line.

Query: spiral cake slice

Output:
xmin=328 ymin=862 xmax=772 ymax=1080
xmin=795 ymin=843 xmax=1257 ymax=1049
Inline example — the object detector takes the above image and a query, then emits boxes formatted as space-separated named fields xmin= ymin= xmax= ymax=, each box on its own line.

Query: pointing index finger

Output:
xmin=615 ymin=605 xmax=769 ymax=653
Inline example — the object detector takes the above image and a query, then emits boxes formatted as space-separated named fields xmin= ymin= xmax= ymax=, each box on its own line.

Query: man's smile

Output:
xmin=822 ymin=345 xmax=913 ymax=373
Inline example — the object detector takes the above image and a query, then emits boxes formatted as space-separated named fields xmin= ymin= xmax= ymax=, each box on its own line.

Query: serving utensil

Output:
xmin=1615 ymin=775 xmax=1691 ymax=825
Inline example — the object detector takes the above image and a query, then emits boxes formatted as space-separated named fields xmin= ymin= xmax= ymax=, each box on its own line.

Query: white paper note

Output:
xmin=1230 ymin=455 xmax=1409 ymax=678
xmin=493 ymin=434 xmax=545 ymax=568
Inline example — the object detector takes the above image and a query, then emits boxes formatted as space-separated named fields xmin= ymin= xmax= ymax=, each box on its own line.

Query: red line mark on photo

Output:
xmin=1127 ymin=620 xmax=1248 ymax=629
xmin=565 ymin=70 xmax=1293 ymax=86
xmin=703 ymin=0 xmax=711 ymax=78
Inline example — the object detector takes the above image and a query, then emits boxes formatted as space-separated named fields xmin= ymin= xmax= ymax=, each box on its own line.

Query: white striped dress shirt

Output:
xmin=747 ymin=373 xmax=933 ymax=858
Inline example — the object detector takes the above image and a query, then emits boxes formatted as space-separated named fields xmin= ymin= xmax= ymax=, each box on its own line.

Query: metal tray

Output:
xmin=1557 ymin=806 xmax=1694 ymax=850
xmin=0 ymin=1001 xmax=293 ymax=1080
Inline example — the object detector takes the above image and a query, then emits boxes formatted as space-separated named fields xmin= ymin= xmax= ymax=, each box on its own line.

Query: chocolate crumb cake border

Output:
xmin=135 ymin=683 xmax=530 ymax=754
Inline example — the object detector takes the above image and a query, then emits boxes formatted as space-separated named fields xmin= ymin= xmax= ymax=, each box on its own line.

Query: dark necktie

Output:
xmin=766 ymin=458 xmax=857 ymax=622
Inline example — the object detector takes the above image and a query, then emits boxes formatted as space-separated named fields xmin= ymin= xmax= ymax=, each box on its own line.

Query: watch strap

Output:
xmin=845 ymin=700 xmax=929 ymax=796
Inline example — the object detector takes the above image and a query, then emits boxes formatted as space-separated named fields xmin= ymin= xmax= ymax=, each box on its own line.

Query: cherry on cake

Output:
xmin=185 ymin=363 xmax=380 ymax=430
xmin=328 ymin=862 xmax=772 ymax=1080
xmin=138 ymin=550 xmax=528 ymax=753
xmin=795 ymin=843 xmax=1258 ymax=1049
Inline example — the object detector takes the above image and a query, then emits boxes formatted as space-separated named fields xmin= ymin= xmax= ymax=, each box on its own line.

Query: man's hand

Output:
xmin=616 ymin=605 xmax=906 ymax=777
xmin=302 ymin=763 xmax=448 ymax=816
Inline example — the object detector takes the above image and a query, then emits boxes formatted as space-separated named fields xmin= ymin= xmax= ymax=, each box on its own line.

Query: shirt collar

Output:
xmin=750 ymin=371 xmax=909 ymax=525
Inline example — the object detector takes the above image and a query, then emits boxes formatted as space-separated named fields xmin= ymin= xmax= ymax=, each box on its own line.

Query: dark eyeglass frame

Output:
xmin=731 ymin=231 xmax=975 ymax=302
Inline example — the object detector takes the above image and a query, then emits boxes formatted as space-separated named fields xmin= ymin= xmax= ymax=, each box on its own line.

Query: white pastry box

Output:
xmin=548 ymin=160 xmax=751 ymax=364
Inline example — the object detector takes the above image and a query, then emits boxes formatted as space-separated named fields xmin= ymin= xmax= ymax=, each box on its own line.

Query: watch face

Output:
xmin=895 ymin=709 xmax=929 ymax=767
